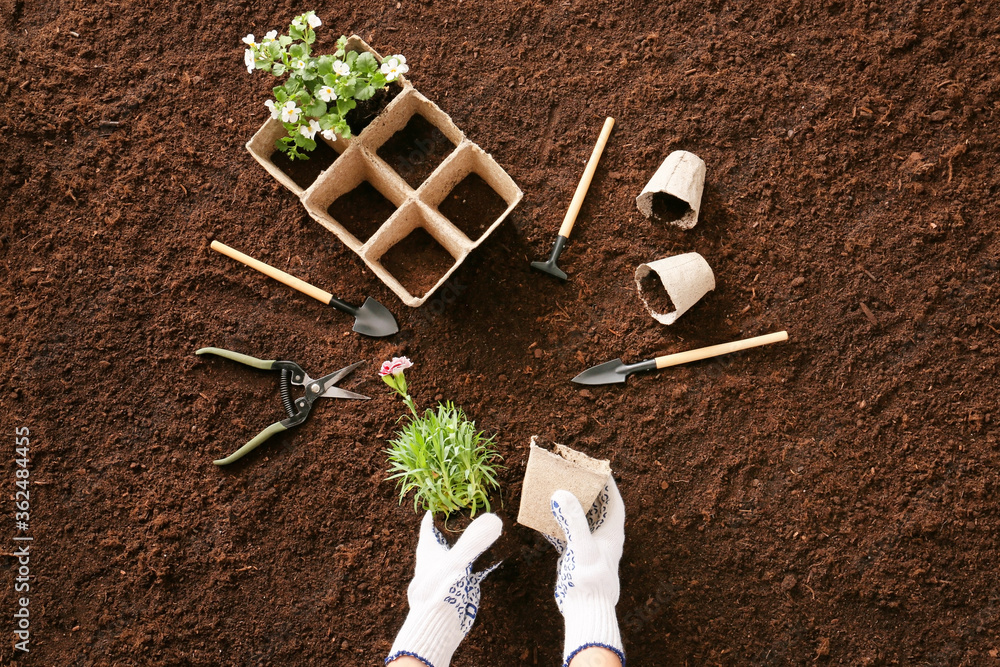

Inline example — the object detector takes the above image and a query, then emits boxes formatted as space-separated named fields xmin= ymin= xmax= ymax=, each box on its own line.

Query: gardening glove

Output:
xmin=550 ymin=477 xmax=626 ymax=667
xmin=386 ymin=511 xmax=502 ymax=667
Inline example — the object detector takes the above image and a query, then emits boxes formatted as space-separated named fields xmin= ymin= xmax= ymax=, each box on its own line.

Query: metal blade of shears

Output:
xmin=320 ymin=386 xmax=370 ymax=400
xmin=309 ymin=361 xmax=369 ymax=400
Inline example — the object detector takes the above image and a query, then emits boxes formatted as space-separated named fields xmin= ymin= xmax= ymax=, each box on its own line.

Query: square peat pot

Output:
xmin=364 ymin=200 xmax=470 ymax=306
xmin=361 ymin=88 xmax=464 ymax=190
xmin=421 ymin=142 xmax=523 ymax=245
xmin=246 ymin=119 xmax=348 ymax=196
xmin=302 ymin=148 xmax=410 ymax=251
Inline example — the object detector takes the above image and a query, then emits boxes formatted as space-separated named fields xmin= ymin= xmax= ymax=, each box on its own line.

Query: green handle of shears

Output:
xmin=196 ymin=347 xmax=275 ymax=370
xmin=213 ymin=421 xmax=288 ymax=466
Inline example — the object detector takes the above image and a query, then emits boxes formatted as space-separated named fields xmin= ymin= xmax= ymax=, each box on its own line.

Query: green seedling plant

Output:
xmin=380 ymin=357 xmax=501 ymax=517
xmin=242 ymin=11 xmax=409 ymax=160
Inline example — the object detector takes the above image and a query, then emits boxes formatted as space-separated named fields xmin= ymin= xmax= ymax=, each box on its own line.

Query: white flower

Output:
xmin=380 ymin=57 xmax=408 ymax=82
xmin=279 ymin=100 xmax=300 ymax=123
xmin=321 ymin=129 xmax=336 ymax=141
xmin=394 ymin=54 xmax=407 ymax=65
xmin=293 ymin=59 xmax=307 ymax=70
xmin=244 ymin=49 xmax=255 ymax=73
xmin=333 ymin=60 xmax=350 ymax=76
xmin=262 ymin=30 xmax=277 ymax=43
xmin=264 ymin=99 xmax=279 ymax=119
xmin=242 ymin=33 xmax=256 ymax=46
xmin=306 ymin=13 xmax=322 ymax=28
xmin=316 ymin=85 xmax=337 ymax=103
xmin=300 ymin=119 xmax=321 ymax=140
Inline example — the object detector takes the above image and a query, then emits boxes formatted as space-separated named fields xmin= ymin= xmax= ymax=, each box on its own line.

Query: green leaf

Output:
xmin=285 ymin=78 xmax=302 ymax=95
xmin=279 ymin=35 xmax=292 ymax=47
xmin=305 ymin=31 xmax=315 ymax=45
xmin=339 ymin=80 xmax=356 ymax=97
xmin=346 ymin=51 xmax=358 ymax=66
xmin=319 ymin=114 xmax=338 ymax=130
xmin=289 ymin=25 xmax=303 ymax=41
xmin=294 ymin=90 xmax=311 ymax=107
xmin=272 ymin=63 xmax=286 ymax=77
xmin=289 ymin=43 xmax=306 ymax=59
xmin=370 ymin=72 xmax=387 ymax=88
xmin=316 ymin=56 xmax=333 ymax=76
xmin=337 ymin=35 xmax=348 ymax=50
xmin=323 ymin=73 xmax=338 ymax=87
xmin=305 ymin=100 xmax=327 ymax=117
xmin=355 ymin=84 xmax=376 ymax=101
xmin=356 ymin=52 xmax=378 ymax=74
xmin=336 ymin=98 xmax=352 ymax=116
xmin=273 ymin=86 xmax=288 ymax=103
xmin=267 ymin=41 xmax=282 ymax=58
xmin=300 ymin=69 xmax=316 ymax=81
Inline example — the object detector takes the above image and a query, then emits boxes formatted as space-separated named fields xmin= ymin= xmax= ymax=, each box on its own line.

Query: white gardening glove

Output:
xmin=550 ymin=477 xmax=626 ymax=667
xmin=386 ymin=511 xmax=502 ymax=667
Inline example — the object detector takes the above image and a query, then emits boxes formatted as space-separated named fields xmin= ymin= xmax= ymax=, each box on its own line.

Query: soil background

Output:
xmin=2 ymin=0 xmax=1000 ymax=665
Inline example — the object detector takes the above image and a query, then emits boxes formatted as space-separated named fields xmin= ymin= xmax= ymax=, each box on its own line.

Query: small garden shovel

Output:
xmin=211 ymin=240 xmax=399 ymax=337
xmin=573 ymin=331 xmax=789 ymax=385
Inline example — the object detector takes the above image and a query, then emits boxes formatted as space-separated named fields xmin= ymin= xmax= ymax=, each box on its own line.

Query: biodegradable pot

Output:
xmin=636 ymin=150 xmax=706 ymax=229
xmin=246 ymin=36 xmax=523 ymax=307
xmin=635 ymin=252 xmax=715 ymax=325
xmin=517 ymin=436 xmax=612 ymax=540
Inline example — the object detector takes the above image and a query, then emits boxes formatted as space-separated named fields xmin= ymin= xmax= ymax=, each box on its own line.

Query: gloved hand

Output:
xmin=550 ymin=477 xmax=626 ymax=667
xmin=386 ymin=511 xmax=502 ymax=667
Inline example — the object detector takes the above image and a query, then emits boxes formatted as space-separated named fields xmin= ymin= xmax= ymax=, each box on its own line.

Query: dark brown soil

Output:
xmin=270 ymin=138 xmax=340 ymax=190
xmin=437 ymin=172 xmax=509 ymax=240
xmin=346 ymin=80 xmax=403 ymax=136
xmin=377 ymin=114 xmax=456 ymax=188
xmin=638 ymin=271 xmax=676 ymax=315
xmin=650 ymin=191 xmax=692 ymax=222
xmin=326 ymin=181 xmax=397 ymax=243
xmin=379 ymin=227 xmax=456 ymax=297
xmin=3 ymin=2 xmax=1000 ymax=665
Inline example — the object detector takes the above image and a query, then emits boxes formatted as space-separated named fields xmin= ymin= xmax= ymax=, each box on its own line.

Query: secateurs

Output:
xmin=195 ymin=347 xmax=370 ymax=466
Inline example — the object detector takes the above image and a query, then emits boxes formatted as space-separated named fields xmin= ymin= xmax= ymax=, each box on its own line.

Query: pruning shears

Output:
xmin=195 ymin=347 xmax=369 ymax=466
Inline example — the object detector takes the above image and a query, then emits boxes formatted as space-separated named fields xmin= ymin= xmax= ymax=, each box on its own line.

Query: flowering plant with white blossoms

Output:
xmin=242 ymin=11 xmax=409 ymax=160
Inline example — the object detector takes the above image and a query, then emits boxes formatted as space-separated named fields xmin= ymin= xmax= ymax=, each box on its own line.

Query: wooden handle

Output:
xmin=558 ymin=116 xmax=615 ymax=239
xmin=654 ymin=331 xmax=789 ymax=369
xmin=210 ymin=240 xmax=333 ymax=305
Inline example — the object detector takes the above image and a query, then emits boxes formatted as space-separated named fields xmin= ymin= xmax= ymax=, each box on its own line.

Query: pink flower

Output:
xmin=379 ymin=356 xmax=413 ymax=377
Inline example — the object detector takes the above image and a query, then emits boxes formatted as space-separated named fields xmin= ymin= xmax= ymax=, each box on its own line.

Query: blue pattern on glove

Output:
xmin=551 ymin=497 xmax=577 ymax=612
xmin=443 ymin=561 xmax=500 ymax=634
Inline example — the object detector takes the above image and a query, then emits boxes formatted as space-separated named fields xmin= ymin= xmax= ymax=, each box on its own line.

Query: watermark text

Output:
xmin=13 ymin=426 xmax=32 ymax=653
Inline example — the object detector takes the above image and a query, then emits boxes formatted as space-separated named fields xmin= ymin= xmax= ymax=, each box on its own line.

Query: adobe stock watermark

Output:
xmin=394 ymin=129 xmax=448 ymax=186
xmin=418 ymin=278 xmax=467 ymax=324
xmin=12 ymin=426 xmax=33 ymax=653
xmin=513 ymin=535 xmax=676 ymax=653
xmin=620 ymin=579 xmax=675 ymax=637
